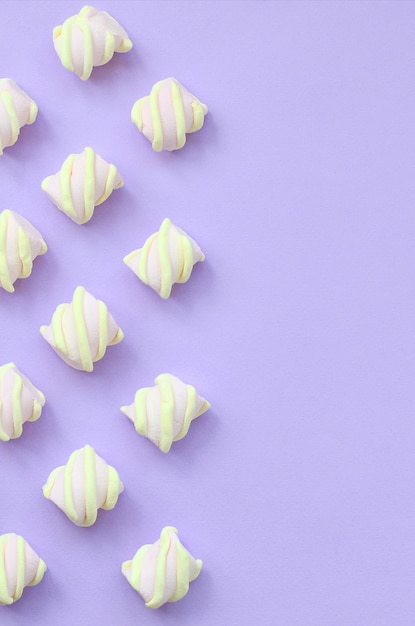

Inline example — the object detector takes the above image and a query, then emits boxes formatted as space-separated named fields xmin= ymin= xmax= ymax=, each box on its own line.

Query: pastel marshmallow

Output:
xmin=131 ymin=77 xmax=208 ymax=151
xmin=0 ymin=363 xmax=45 ymax=441
xmin=0 ymin=209 xmax=47 ymax=293
xmin=41 ymin=147 xmax=123 ymax=224
xmin=0 ymin=79 xmax=37 ymax=154
xmin=0 ymin=534 xmax=46 ymax=605
xmin=43 ymin=445 xmax=124 ymax=527
xmin=124 ymin=218 xmax=204 ymax=299
xmin=40 ymin=286 xmax=124 ymax=372
xmin=53 ymin=5 xmax=133 ymax=80
xmin=121 ymin=374 xmax=210 ymax=453
xmin=122 ymin=527 xmax=202 ymax=609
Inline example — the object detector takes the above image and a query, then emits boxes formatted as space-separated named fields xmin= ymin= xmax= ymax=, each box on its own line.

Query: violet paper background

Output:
xmin=0 ymin=1 xmax=414 ymax=624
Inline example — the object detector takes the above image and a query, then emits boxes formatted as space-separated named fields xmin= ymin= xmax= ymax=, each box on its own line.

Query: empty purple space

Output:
xmin=0 ymin=1 xmax=414 ymax=624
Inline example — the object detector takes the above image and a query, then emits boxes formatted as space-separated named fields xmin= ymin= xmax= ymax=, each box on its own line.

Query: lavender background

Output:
xmin=0 ymin=1 xmax=414 ymax=624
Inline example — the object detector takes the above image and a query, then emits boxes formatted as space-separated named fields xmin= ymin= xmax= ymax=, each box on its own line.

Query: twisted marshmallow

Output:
xmin=40 ymin=286 xmax=124 ymax=372
xmin=131 ymin=77 xmax=208 ymax=151
xmin=0 ymin=79 xmax=37 ymax=154
xmin=43 ymin=445 xmax=124 ymax=527
xmin=0 ymin=209 xmax=47 ymax=293
xmin=121 ymin=374 xmax=210 ymax=453
xmin=53 ymin=5 xmax=133 ymax=80
xmin=0 ymin=363 xmax=45 ymax=441
xmin=122 ymin=527 xmax=202 ymax=609
xmin=41 ymin=147 xmax=123 ymax=224
xmin=124 ymin=218 xmax=205 ymax=299
xmin=0 ymin=534 xmax=46 ymax=605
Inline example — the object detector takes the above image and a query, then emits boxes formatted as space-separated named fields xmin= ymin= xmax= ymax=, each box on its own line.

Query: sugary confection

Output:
xmin=122 ymin=526 xmax=202 ymax=609
xmin=41 ymin=147 xmax=123 ymax=224
xmin=43 ymin=444 xmax=124 ymax=527
xmin=53 ymin=5 xmax=133 ymax=80
xmin=0 ymin=363 xmax=45 ymax=442
xmin=0 ymin=209 xmax=47 ymax=293
xmin=124 ymin=218 xmax=205 ymax=299
xmin=131 ymin=77 xmax=208 ymax=151
xmin=121 ymin=374 xmax=210 ymax=453
xmin=40 ymin=286 xmax=124 ymax=372
xmin=0 ymin=533 xmax=46 ymax=605
xmin=0 ymin=79 xmax=38 ymax=154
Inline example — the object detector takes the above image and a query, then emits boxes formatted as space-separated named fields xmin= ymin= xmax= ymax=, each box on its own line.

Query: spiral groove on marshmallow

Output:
xmin=124 ymin=218 xmax=205 ymax=299
xmin=0 ymin=534 xmax=47 ymax=605
xmin=0 ymin=79 xmax=38 ymax=154
xmin=40 ymin=286 xmax=124 ymax=372
xmin=121 ymin=374 xmax=210 ymax=453
xmin=43 ymin=445 xmax=124 ymax=527
xmin=122 ymin=526 xmax=202 ymax=609
xmin=131 ymin=78 xmax=208 ymax=151
xmin=0 ymin=209 xmax=47 ymax=293
xmin=41 ymin=147 xmax=123 ymax=224
xmin=0 ymin=363 xmax=45 ymax=441
xmin=53 ymin=5 xmax=133 ymax=80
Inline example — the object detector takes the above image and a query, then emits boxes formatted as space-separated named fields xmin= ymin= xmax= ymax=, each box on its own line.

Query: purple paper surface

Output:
xmin=0 ymin=1 xmax=414 ymax=624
